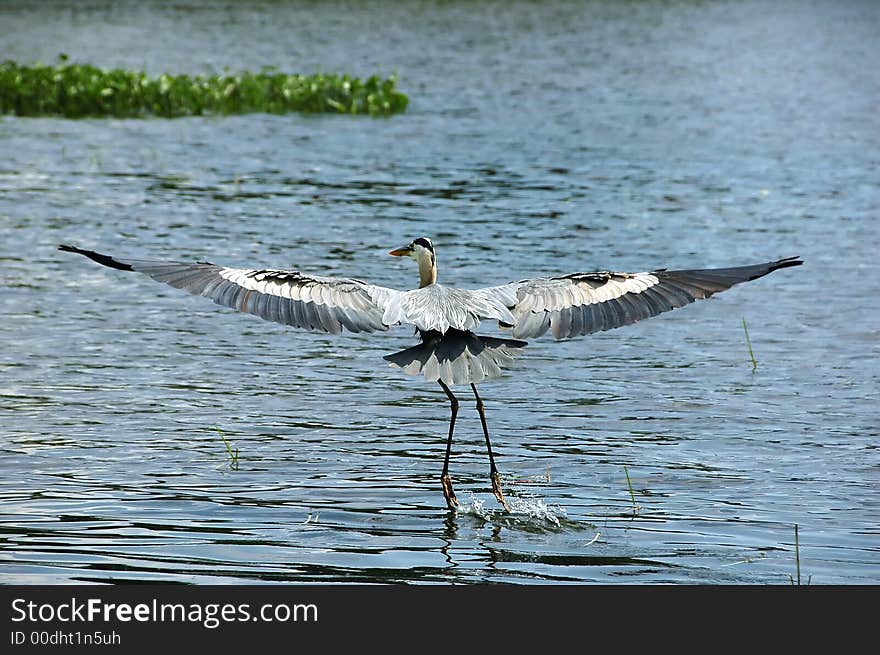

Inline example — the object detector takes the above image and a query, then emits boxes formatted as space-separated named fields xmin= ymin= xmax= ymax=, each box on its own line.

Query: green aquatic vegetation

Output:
xmin=0 ymin=59 xmax=408 ymax=118
xmin=789 ymin=523 xmax=811 ymax=585
xmin=623 ymin=464 xmax=641 ymax=516
xmin=216 ymin=428 xmax=240 ymax=471
xmin=742 ymin=317 xmax=758 ymax=370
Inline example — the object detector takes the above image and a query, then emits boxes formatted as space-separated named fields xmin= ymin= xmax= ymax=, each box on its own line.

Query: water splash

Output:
xmin=458 ymin=493 xmax=569 ymax=528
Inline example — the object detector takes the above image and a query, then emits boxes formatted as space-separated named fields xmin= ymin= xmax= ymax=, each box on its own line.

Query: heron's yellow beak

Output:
xmin=389 ymin=245 xmax=412 ymax=257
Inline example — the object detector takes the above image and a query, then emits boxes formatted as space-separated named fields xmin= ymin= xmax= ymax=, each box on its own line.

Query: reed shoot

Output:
xmin=742 ymin=317 xmax=758 ymax=370
xmin=216 ymin=429 xmax=240 ymax=471
xmin=789 ymin=523 xmax=811 ymax=585
xmin=624 ymin=464 xmax=640 ymax=515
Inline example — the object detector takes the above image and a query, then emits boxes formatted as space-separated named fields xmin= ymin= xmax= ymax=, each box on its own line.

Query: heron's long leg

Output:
xmin=471 ymin=384 xmax=509 ymax=511
xmin=438 ymin=380 xmax=460 ymax=510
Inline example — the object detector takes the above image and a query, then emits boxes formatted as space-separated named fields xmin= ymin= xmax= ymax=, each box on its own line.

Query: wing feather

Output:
xmin=58 ymin=245 xmax=402 ymax=335
xmin=60 ymin=245 xmax=802 ymax=341
xmin=485 ymin=257 xmax=802 ymax=340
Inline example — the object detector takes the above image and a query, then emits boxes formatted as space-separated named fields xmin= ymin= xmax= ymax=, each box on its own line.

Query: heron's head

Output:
xmin=389 ymin=237 xmax=434 ymax=263
xmin=389 ymin=237 xmax=436 ymax=287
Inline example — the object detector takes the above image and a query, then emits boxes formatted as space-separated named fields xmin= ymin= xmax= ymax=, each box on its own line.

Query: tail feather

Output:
xmin=384 ymin=330 xmax=527 ymax=386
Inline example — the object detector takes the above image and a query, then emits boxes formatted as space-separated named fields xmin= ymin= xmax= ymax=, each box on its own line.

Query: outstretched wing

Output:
xmin=481 ymin=257 xmax=803 ymax=340
xmin=59 ymin=245 xmax=402 ymax=335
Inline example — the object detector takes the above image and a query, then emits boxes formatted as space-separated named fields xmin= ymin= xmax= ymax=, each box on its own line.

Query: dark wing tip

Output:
xmin=770 ymin=256 xmax=803 ymax=271
xmin=58 ymin=244 xmax=134 ymax=271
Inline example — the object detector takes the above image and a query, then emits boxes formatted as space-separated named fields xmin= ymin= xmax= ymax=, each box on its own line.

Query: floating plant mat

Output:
xmin=0 ymin=59 xmax=408 ymax=118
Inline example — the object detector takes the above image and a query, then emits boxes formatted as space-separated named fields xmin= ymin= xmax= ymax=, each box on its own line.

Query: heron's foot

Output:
xmin=491 ymin=471 xmax=510 ymax=512
xmin=441 ymin=473 xmax=459 ymax=510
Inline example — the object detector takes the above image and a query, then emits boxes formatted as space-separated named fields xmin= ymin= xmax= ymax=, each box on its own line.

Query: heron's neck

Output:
xmin=418 ymin=253 xmax=437 ymax=288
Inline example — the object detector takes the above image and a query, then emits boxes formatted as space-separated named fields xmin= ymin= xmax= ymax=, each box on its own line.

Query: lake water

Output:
xmin=1 ymin=0 xmax=878 ymax=584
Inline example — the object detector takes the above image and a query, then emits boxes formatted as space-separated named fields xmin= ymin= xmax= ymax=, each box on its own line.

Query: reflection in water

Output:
xmin=1 ymin=0 xmax=879 ymax=584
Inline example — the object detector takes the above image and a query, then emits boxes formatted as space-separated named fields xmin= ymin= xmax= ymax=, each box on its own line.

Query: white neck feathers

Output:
xmin=418 ymin=250 xmax=437 ymax=288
